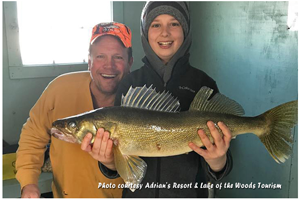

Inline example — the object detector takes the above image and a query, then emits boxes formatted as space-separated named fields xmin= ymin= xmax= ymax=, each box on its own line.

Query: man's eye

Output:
xmin=114 ymin=56 xmax=123 ymax=60
xmin=96 ymin=55 xmax=105 ymax=59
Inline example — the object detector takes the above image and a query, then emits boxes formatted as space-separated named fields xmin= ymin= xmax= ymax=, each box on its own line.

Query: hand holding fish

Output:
xmin=81 ymin=128 xmax=116 ymax=171
xmin=189 ymin=121 xmax=231 ymax=172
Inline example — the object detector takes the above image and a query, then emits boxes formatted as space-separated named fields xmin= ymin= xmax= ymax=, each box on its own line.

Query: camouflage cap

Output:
xmin=90 ymin=22 xmax=132 ymax=48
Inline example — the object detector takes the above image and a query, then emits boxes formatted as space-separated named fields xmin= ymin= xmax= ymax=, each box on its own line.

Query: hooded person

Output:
xmin=141 ymin=1 xmax=192 ymax=85
xmin=99 ymin=2 xmax=233 ymax=197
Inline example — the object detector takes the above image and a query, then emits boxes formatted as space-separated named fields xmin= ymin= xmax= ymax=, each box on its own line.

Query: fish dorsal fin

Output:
xmin=189 ymin=86 xmax=245 ymax=116
xmin=121 ymin=85 xmax=180 ymax=112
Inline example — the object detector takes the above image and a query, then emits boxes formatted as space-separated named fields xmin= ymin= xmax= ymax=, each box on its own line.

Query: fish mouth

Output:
xmin=50 ymin=128 xmax=78 ymax=143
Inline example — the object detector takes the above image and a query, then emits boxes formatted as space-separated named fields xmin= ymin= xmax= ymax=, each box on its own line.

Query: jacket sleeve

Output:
xmin=201 ymin=149 xmax=233 ymax=182
xmin=98 ymin=162 xmax=120 ymax=179
xmin=15 ymin=84 xmax=53 ymax=190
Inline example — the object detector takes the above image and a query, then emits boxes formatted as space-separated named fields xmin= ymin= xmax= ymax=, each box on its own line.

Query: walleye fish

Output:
xmin=51 ymin=85 xmax=297 ymax=191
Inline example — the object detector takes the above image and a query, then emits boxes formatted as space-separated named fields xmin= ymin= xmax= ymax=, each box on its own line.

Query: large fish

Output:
xmin=51 ymin=85 xmax=297 ymax=191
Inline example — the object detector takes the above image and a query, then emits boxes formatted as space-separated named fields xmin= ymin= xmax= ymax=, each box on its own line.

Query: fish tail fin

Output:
xmin=258 ymin=100 xmax=297 ymax=163
xmin=113 ymin=146 xmax=147 ymax=192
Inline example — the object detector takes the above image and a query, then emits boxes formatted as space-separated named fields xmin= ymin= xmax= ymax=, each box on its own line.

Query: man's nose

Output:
xmin=104 ymin=58 xmax=115 ymax=69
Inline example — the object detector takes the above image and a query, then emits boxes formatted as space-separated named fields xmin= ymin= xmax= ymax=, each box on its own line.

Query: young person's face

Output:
xmin=148 ymin=14 xmax=184 ymax=64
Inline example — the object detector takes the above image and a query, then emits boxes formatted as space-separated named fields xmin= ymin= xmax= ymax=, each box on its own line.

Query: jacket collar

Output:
xmin=142 ymin=53 xmax=191 ymax=84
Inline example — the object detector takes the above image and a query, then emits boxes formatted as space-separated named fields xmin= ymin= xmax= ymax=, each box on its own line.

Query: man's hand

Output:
xmin=21 ymin=184 xmax=40 ymax=198
xmin=189 ymin=121 xmax=232 ymax=172
xmin=81 ymin=128 xmax=116 ymax=170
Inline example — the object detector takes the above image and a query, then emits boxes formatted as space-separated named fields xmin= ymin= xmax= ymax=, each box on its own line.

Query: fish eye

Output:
xmin=68 ymin=122 xmax=77 ymax=129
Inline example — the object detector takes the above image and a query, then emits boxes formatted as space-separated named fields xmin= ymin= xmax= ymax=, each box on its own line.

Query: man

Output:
xmin=16 ymin=22 xmax=133 ymax=198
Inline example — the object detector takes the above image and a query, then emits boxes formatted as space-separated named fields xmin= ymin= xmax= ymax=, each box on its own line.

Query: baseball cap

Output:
xmin=90 ymin=22 xmax=132 ymax=48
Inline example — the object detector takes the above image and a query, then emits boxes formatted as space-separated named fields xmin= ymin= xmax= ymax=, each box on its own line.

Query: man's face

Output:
xmin=88 ymin=35 xmax=132 ymax=95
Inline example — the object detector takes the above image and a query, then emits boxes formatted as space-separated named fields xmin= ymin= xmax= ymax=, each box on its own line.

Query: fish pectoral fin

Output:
xmin=113 ymin=146 xmax=147 ymax=192
xmin=96 ymin=122 xmax=118 ymax=137
xmin=104 ymin=122 xmax=118 ymax=135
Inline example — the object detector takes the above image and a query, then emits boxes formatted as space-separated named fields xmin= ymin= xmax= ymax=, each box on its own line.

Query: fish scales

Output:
xmin=93 ymin=106 xmax=266 ymax=157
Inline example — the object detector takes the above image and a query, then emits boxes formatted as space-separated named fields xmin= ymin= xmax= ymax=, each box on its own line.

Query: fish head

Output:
xmin=51 ymin=116 xmax=97 ymax=144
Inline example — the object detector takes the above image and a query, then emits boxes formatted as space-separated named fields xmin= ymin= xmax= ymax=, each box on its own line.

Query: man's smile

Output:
xmin=100 ymin=73 xmax=117 ymax=79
